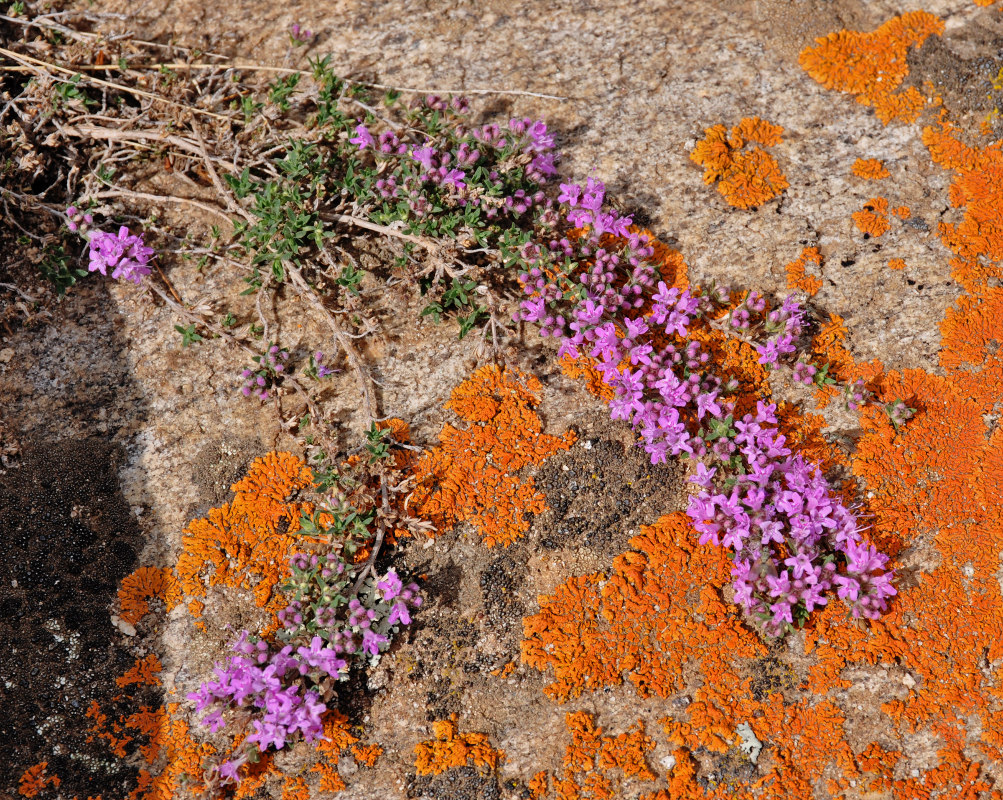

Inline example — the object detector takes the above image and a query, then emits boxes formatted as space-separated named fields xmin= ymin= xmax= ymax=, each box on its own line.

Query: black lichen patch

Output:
xmin=0 ymin=438 xmax=148 ymax=798
xmin=532 ymin=411 xmax=685 ymax=560
xmin=694 ymin=746 xmax=759 ymax=791
xmin=407 ymin=764 xmax=501 ymax=800
xmin=905 ymin=13 xmax=1003 ymax=137
xmin=479 ymin=554 xmax=526 ymax=638
xmin=748 ymin=652 xmax=801 ymax=703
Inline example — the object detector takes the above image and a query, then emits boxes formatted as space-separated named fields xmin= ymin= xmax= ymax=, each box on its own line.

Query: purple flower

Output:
xmin=378 ymin=569 xmax=403 ymax=601
xmin=793 ymin=361 xmax=817 ymax=385
xmin=441 ymin=167 xmax=466 ymax=189
xmin=834 ymin=574 xmax=860 ymax=601
xmin=756 ymin=338 xmax=781 ymax=367
xmin=218 ymin=755 xmax=247 ymax=784
xmin=361 ymin=628 xmax=388 ymax=656
xmin=350 ymin=124 xmax=374 ymax=150
xmin=558 ymin=182 xmax=581 ymax=206
xmin=770 ymin=600 xmax=794 ymax=626
xmin=88 ymin=226 xmax=154 ymax=284
xmin=412 ymin=145 xmax=436 ymax=170
xmin=290 ymin=23 xmax=313 ymax=42
xmin=784 ymin=551 xmax=815 ymax=580
xmin=580 ymin=177 xmax=605 ymax=211
xmin=388 ymin=600 xmax=412 ymax=627
xmin=696 ymin=390 xmax=721 ymax=420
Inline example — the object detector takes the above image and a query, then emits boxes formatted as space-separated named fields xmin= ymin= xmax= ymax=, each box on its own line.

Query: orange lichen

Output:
xmin=522 ymin=513 xmax=762 ymax=702
xmin=18 ymin=763 xmax=59 ymax=798
xmin=530 ymin=713 xmax=657 ymax=799
xmin=85 ymin=700 xmax=132 ymax=758
xmin=783 ymin=246 xmax=823 ymax=296
xmin=281 ymin=776 xmax=309 ymax=800
xmin=117 ymin=566 xmax=179 ymax=625
xmin=529 ymin=771 xmax=549 ymax=799
xmin=126 ymin=705 xmax=215 ymax=800
xmin=891 ymin=204 xmax=910 ymax=219
xmin=799 ymin=11 xmax=944 ymax=124
xmin=310 ymin=761 xmax=346 ymax=794
xmin=115 ymin=655 xmax=163 ymax=688
xmin=852 ymin=196 xmax=891 ymax=237
xmin=414 ymin=717 xmax=504 ymax=776
xmin=303 ymin=709 xmax=369 ymax=792
xmin=174 ymin=451 xmax=316 ymax=621
xmin=690 ymin=118 xmax=788 ymax=209
xmin=922 ymin=117 xmax=1003 ymax=292
xmin=558 ymin=352 xmax=616 ymax=402
xmin=410 ymin=365 xmax=574 ymax=547
xmin=351 ymin=743 xmax=382 ymax=767
xmin=230 ymin=752 xmax=279 ymax=800
xmin=124 ymin=705 xmax=171 ymax=765
xmin=888 ymin=258 xmax=907 ymax=270
xmin=852 ymin=158 xmax=890 ymax=179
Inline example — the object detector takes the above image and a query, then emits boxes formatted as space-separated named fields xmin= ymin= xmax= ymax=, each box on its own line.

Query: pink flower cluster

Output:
xmin=687 ymin=401 xmax=896 ymax=635
xmin=350 ymin=109 xmax=559 ymax=223
xmin=191 ymin=555 xmax=422 ymax=781
xmin=187 ymin=629 xmax=331 ymax=738
xmin=518 ymin=177 xmax=896 ymax=636
xmin=86 ymin=226 xmax=155 ymax=284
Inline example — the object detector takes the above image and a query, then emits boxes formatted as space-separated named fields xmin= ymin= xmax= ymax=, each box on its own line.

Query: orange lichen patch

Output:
xmin=174 ymin=452 xmax=317 ymax=619
xmin=351 ymin=743 xmax=383 ymax=767
xmin=888 ymin=258 xmax=907 ymax=270
xmin=891 ymin=205 xmax=910 ymax=219
xmin=84 ymin=700 xmax=132 ymax=758
xmin=124 ymin=706 xmax=171 ymax=765
xmin=315 ymin=709 xmax=360 ymax=755
xmin=414 ymin=717 xmax=504 ymax=776
xmin=532 ymin=713 xmax=658 ymax=799
xmin=923 ymin=117 xmax=1003 ymax=292
xmin=717 ymin=149 xmax=790 ymax=210
xmin=646 ymin=234 xmax=690 ymax=290
xmin=115 ymin=655 xmax=163 ymax=688
xmin=852 ymin=158 xmax=890 ymax=179
xmin=281 ymin=776 xmax=309 ymax=800
xmin=728 ymin=116 xmax=785 ymax=149
xmin=522 ymin=513 xmax=762 ymax=702
xmin=310 ymin=761 xmax=346 ymax=794
xmin=783 ymin=246 xmax=824 ymax=296
xmin=529 ymin=771 xmax=549 ymax=799
xmin=799 ymin=11 xmax=944 ymax=124
xmin=18 ymin=763 xmax=60 ymax=798
xmin=808 ymin=313 xmax=884 ymax=410
xmin=939 ymin=288 xmax=1003 ymax=413
xmin=230 ymin=752 xmax=279 ymax=800
xmin=811 ymin=315 xmax=854 ymax=407
xmin=307 ymin=708 xmax=372 ymax=792
xmin=775 ymin=401 xmax=846 ymax=471
xmin=410 ymin=365 xmax=574 ymax=547
xmin=558 ymin=352 xmax=615 ymax=401
xmin=852 ymin=196 xmax=891 ymax=237
xmin=126 ymin=705 xmax=215 ymax=800
xmin=691 ymin=119 xmax=788 ymax=209
xmin=117 ymin=566 xmax=179 ymax=625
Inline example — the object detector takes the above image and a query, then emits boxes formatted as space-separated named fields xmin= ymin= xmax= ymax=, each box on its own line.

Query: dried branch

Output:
xmin=0 ymin=46 xmax=233 ymax=122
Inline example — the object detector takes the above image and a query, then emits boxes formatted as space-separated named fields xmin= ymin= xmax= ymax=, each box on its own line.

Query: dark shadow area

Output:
xmin=0 ymin=275 xmax=155 ymax=797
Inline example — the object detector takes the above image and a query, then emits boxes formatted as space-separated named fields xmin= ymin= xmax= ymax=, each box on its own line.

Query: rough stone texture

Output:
xmin=2 ymin=0 xmax=1000 ymax=796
